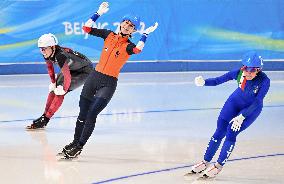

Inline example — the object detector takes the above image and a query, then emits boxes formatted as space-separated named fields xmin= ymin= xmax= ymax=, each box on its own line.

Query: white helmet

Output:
xmin=38 ymin=33 xmax=58 ymax=47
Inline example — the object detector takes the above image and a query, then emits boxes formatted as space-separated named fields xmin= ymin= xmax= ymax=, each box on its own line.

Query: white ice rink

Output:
xmin=0 ymin=72 xmax=283 ymax=184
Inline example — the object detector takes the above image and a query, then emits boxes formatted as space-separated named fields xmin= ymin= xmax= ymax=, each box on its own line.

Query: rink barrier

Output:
xmin=0 ymin=60 xmax=284 ymax=75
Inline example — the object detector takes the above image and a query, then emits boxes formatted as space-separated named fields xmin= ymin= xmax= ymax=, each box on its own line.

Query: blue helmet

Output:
xmin=122 ymin=14 xmax=141 ymax=29
xmin=241 ymin=51 xmax=264 ymax=68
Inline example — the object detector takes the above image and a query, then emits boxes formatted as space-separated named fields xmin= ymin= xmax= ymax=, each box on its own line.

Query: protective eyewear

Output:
xmin=242 ymin=66 xmax=260 ymax=72
xmin=39 ymin=47 xmax=50 ymax=51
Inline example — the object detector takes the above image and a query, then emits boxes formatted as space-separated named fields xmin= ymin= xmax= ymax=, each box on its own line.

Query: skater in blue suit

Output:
xmin=185 ymin=51 xmax=270 ymax=178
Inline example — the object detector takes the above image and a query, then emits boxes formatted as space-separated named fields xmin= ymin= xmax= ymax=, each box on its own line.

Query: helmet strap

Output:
xmin=119 ymin=26 xmax=132 ymax=38
xmin=52 ymin=46 xmax=57 ymax=56
xmin=46 ymin=46 xmax=56 ymax=60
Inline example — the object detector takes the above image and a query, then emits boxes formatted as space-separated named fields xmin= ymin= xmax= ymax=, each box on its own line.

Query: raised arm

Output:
xmin=82 ymin=2 xmax=112 ymax=39
xmin=126 ymin=22 xmax=159 ymax=55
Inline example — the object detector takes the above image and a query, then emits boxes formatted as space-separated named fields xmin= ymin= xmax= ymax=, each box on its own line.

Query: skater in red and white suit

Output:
xmin=26 ymin=34 xmax=93 ymax=129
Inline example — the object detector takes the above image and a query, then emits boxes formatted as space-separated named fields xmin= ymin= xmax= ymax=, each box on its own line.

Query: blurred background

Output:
xmin=1 ymin=0 xmax=284 ymax=74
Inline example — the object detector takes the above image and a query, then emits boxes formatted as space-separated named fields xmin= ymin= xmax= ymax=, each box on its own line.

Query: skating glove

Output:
xmin=54 ymin=85 xmax=66 ymax=96
xmin=48 ymin=82 xmax=56 ymax=92
xmin=135 ymin=22 xmax=158 ymax=51
xmin=195 ymin=76 xmax=205 ymax=86
xmin=97 ymin=2 xmax=109 ymax=15
xmin=230 ymin=114 xmax=245 ymax=132
xmin=143 ymin=22 xmax=158 ymax=36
